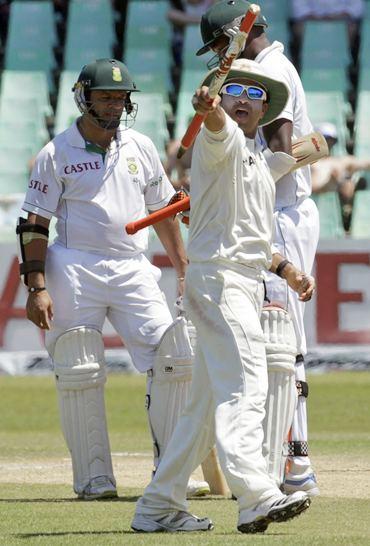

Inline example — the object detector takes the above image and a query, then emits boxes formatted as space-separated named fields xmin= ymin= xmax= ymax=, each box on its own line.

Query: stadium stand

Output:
xmin=4 ymin=1 xmax=57 ymax=89
xmin=64 ymin=0 xmax=115 ymax=70
xmin=0 ymin=0 xmax=369 ymax=237
xmin=351 ymin=189 xmax=370 ymax=238
xmin=306 ymin=92 xmax=349 ymax=155
xmin=300 ymin=21 xmax=350 ymax=95
xmin=54 ymin=71 xmax=79 ymax=134
xmin=315 ymin=191 xmax=346 ymax=239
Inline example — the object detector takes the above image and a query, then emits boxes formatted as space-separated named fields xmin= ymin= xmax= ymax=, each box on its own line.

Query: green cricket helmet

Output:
xmin=72 ymin=58 xmax=140 ymax=129
xmin=197 ymin=0 xmax=268 ymax=56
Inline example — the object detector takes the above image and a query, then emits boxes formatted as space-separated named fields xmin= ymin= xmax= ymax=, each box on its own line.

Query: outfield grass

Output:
xmin=0 ymin=371 xmax=369 ymax=545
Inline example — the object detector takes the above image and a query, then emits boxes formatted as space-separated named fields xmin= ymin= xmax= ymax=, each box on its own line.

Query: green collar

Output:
xmin=85 ymin=140 xmax=106 ymax=154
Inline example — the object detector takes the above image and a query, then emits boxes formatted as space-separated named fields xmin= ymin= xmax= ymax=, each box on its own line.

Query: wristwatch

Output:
xmin=28 ymin=286 xmax=46 ymax=294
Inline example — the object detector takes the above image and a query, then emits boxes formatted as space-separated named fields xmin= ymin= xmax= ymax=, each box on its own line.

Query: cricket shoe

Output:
xmin=131 ymin=510 xmax=214 ymax=533
xmin=237 ymin=491 xmax=311 ymax=534
xmin=283 ymin=472 xmax=320 ymax=498
xmin=78 ymin=476 xmax=117 ymax=500
xmin=186 ymin=478 xmax=211 ymax=498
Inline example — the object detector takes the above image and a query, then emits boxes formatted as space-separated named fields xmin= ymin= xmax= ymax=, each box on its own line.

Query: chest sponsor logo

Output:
xmin=64 ymin=161 xmax=101 ymax=175
xmin=28 ymin=179 xmax=48 ymax=194
xmin=126 ymin=157 xmax=139 ymax=175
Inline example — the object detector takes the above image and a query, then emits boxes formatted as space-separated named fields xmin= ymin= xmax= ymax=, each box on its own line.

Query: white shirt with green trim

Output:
xmin=188 ymin=114 xmax=276 ymax=271
xmin=22 ymin=122 xmax=174 ymax=257
xmin=255 ymin=41 xmax=313 ymax=208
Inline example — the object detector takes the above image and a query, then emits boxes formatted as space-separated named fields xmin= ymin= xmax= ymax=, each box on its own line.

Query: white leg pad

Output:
xmin=146 ymin=316 xmax=193 ymax=470
xmin=53 ymin=327 xmax=115 ymax=494
xmin=261 ymin=306 xmax=298 ymax=486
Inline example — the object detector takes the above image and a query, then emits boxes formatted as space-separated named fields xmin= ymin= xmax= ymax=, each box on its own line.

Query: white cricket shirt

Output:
xmin=22 ymin=122 xmax=174 ymax=257
xmin=255 ymin=41 xmax=313 ymax=209
xmin=188 ymin=115 xmax=276 ymax=271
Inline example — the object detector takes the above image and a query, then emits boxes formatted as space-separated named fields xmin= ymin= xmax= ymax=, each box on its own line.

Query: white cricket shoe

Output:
xmin=78 ymin=476 xmax=117 ymax=500
xmin=237 ymin=491 xmax=311 ymax=534
xmin=283 ymin=472 xmax=320 ymax=497
xmin=186 ymin=478 xmax=211 ymax=498
xmin=131 ymin=510 xmax=214 ymax=533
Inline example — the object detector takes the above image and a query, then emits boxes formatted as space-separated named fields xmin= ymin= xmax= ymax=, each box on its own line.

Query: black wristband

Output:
xmin=276 ymin=259 xmax=292 ymax=278
xmin=28 ymin=287 xmax=46 ymax=294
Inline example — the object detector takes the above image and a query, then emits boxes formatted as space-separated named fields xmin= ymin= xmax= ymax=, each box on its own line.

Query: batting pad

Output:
xmin=261 ymin=306 xmax=297 ymax=486
xmin=146 ymin=316 xmax=193 ymax=470
xmin=53 ymin=327 xmax=115 ymax=495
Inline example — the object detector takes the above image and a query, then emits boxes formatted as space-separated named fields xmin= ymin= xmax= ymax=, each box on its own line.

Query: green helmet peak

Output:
xmin=197 ymin=0 xmax=268 ymax=56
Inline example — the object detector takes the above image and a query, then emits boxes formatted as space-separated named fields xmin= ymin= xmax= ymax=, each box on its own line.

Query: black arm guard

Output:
xmin=16 ymin=217 xmax=49 ymax=286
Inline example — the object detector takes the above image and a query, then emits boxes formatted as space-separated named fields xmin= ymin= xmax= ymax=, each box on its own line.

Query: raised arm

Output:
xmin=263 ymin=118 xmax=293 ymax=154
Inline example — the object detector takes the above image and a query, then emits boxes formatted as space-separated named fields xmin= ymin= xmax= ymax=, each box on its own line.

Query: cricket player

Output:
xmin=17 ymin=58 xmax=208 ymax=500
xmin=132 ymin=59 xmax=314 ymax=534
xmin=197 ymin=0 xmax=320 ymax=496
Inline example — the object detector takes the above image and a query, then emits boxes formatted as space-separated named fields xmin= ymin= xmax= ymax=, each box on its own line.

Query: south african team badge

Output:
xmin=127 ymin=157 xmax=139 ymax=175
xmin=112 ymin=66 xmax=122 ymax=82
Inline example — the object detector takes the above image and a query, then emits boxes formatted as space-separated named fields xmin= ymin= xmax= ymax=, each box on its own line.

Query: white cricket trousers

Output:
xmin=44 ymin=243 xmax=173 ymax=372
xmin=136 ymin=261 xmax=281 ymax=516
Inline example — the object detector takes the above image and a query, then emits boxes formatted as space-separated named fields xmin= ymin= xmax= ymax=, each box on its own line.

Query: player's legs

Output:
xmin=135 ymin=346 xmax=216 ymax=517
xmin=45 ymin=245 xmax=115 ymax=498
xmin=283 ymin=355 xmax=319 ymax=496
xmin=53 ymin=327 xmax=116 ymax=499
xmin=107 ymin=254 xmax=208 ymax=494
xmin=106 ymin=254 xmax=173 ymax=373
xmin=133 ymin=263 xmax=310 ymax=532
xmin=261 ymin=305 xmax=297 ymax=486
xmin=265 ymin=198 xmax=320 ymax=493
xmin=186 ymin=264 xmax=279 ymax=511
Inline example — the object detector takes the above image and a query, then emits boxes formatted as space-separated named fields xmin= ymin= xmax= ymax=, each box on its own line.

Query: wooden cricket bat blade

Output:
xmin=201 ymin=447 xmax=229 ymax=496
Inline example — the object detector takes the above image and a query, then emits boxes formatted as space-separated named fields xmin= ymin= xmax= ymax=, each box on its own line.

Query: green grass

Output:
xmin=0 ymin=371 xmax=369 ymax=545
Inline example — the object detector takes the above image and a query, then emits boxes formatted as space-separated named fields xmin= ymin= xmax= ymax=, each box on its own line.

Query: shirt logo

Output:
xmin=112 ymin=66 xmax=122 ymax=82
xmin=243 ymin=155 xmax=256 ymax=166
xmin=149 ymin=175 xmax=163 ymax=187
xmin=64 ymin=161 xmax=101 ymax=174
xmin=127 ymin=157 xmax=138 ymax=174
xmin=29 ymin=179 xmax=48 ymax=194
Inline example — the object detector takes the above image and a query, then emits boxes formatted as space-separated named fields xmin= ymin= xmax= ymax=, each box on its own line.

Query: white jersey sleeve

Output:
xmin=195 ymin=114 xmax=241 ymax=168
xmin=141 ymin=137 xmax=175 ymax=212
xmin=22 ymin=143 xmax=62 ymax=220
xmin=263 ymin=148 xmax=296 ymax=182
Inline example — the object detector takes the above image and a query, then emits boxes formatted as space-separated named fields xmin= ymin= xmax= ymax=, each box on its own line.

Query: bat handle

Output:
xmin=177 ymin=112 xmax=205 ymax=158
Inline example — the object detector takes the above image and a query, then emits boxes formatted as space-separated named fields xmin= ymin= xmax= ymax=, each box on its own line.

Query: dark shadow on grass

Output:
xmin=13 ymin=531 xmax=135 ymax=539
xmin=190 ymin=496 xmax=231 ymax=502
xmin=0 ymin=495 xmax=140 ymax=503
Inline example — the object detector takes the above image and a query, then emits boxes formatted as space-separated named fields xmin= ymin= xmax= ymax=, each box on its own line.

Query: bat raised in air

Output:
xmin=201 ymin=447 xmax=229 ymax=496
xmin=177 ymin=3 xmax=261 ymax=158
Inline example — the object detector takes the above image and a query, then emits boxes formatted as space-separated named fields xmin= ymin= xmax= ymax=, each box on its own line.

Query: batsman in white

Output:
xmin=132 ymin=59 xmax=315 ymax=534
xmin=17 ymin=58 xmax=208 ymax=500
xmin=197 ymin=0 xmax=320 ymax=496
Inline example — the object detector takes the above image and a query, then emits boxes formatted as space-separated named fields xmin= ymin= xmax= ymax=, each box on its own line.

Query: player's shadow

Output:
xmin=13 ymin=530 xmax=135 ymax=539
xmin=0 ymin=495 xmax=140 ymax=503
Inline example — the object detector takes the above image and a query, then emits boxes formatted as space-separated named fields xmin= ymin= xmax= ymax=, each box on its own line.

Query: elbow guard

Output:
xmin=16 ymin=217 xmax=49 ymax=285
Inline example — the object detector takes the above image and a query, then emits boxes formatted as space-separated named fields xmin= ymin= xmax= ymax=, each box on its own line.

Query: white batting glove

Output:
xmin=223 ymin=24 xmax=247 ymax=54
xmin=223 ymin=25 xmax=240 ymax=39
